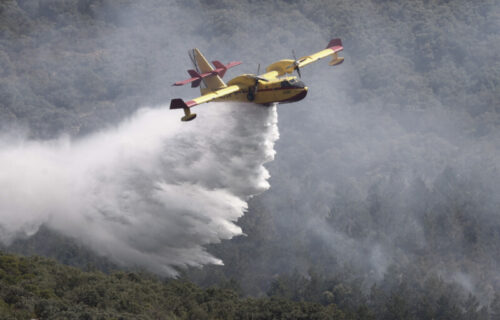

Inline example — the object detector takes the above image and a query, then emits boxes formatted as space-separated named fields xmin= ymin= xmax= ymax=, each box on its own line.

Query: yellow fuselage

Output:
xmin=203 ymin=75 xmax=308 ymax=105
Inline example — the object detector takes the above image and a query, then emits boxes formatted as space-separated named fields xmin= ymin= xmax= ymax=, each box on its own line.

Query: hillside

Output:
xmin=0 ymin=251 xmax=349 ymax=319
xmin=2 ymin=250 xmax=499 ymax=319
xmin=1 ymin=0 xmax=500 ymax=319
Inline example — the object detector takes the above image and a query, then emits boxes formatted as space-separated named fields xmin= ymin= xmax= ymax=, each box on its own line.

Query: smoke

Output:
xmin=230 ymin=0 xmax=500 ymax=298
xmin=0 ymin=102 xmax=279 ymax=276
xmin=2 ymin=0 xmax=499 ymax=303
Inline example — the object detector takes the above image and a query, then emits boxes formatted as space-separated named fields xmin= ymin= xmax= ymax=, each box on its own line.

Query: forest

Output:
xmin=0 ymin=251 xmax=350 ymax=319
xmin=1 ymin=0 xmax=500 ymax=318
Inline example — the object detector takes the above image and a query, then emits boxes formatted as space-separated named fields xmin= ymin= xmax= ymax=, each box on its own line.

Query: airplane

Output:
xmin=170 ymin=38 xmax=344 ymax=121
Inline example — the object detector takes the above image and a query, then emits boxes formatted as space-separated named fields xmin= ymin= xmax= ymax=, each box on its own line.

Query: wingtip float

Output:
xmin=170 ymin=38 xmax=344 ymax=122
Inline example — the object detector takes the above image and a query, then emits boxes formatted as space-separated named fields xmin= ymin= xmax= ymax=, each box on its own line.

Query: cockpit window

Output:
xmin=280 ymin=80 xmax=292 ymax=88
xmin=281 ymin=79 xmax=305 ymax=88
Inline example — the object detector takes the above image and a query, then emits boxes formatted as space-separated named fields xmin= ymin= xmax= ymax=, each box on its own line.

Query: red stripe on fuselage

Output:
xmin=256 ymin=86 xmax=302 ymax=92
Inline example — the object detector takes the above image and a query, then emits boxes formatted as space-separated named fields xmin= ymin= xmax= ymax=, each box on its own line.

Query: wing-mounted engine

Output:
xmin=264 ymin=60 xmax=296 ymax=77
xmin=227 ymin=74 xmax=269 ymax=102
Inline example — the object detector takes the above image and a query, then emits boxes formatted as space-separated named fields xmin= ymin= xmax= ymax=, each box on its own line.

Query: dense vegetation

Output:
xmin=4 ymin=251 xmax=500 ymax=319
xmin=0 ymin=251 xmax=350 ymax=319
xmin=1 ymin=0 xmax=500 ymax=318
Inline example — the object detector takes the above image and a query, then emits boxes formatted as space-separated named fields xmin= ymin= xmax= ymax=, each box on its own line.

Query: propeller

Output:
xmin=246 ymin=73 xmax=269 ymax=101
xmin=254 ymin=64 xmax=261 ymax=93
xmin=292 ymin=49 xmax=302 ymax=78
xmin=252 ymin=76 xmax=261 ymax=96
xmin=247 ymin=75 xmax=269 ymax=82
xmin=250 ymin=75 xmax=268 ymax=93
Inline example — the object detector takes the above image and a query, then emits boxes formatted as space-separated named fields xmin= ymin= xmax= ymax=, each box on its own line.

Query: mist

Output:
xmin=1 ymin=0 xmax=500 ymax=310
xmin=0 ymin=103 xmax=278 ymax=275
xmin=167 ymin=0 xmax=500 ymax=301
xmin=245 ymin=0 xmax=500 ymax=301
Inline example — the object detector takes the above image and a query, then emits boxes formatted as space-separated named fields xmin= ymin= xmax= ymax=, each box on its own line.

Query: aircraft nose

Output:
xmin=280 ymin=87 xmax=308 ymax=103
xmin=295 ymin=80 xmax=306 ymax=88
xmin=293 ymin=88 xmax=308 ymax=102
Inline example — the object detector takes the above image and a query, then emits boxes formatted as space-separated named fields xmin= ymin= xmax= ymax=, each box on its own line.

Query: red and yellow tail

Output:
xmin=191 ymin=48 xmax=226 ymax=92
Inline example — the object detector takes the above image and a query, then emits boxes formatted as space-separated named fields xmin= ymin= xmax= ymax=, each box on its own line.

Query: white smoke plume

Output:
xmin=0 ymin=103 xmax=279 ymax=276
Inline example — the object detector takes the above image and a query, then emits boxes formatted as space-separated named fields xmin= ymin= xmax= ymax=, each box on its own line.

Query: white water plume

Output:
xmin=0 ymin=103 xmax=279 ymax=276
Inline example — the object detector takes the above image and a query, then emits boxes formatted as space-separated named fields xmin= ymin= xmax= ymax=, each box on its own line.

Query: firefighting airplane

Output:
xmin=170 ymin=39 xmax=344 ymax=121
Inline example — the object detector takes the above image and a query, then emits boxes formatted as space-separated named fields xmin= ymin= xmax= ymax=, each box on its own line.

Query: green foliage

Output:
xmin=4 ymin=248 xmax=492 ymax=319
xmin=0 ymin=251 xmax=353 ymax=319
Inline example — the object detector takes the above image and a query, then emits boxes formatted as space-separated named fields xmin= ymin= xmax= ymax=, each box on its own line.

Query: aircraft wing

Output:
xmin=262 ymin=38 xmax=344 ymax=77
xmin=295 ymin=38 xmax=344 ymax=69
xmin=170 ymin=84 xmax=242 ymax=121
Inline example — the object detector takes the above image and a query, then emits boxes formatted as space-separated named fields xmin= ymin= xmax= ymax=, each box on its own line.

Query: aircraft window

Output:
xmin=281 ymin=79 xmax=304 ymax=88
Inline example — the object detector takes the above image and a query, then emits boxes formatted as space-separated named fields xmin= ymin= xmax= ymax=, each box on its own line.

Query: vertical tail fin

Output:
xmin=191 ymin=48 xmax=227 ymax=91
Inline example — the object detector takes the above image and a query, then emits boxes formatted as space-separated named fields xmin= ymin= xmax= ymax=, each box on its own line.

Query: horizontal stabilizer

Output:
xmin=226 ymin=61 xmax=242 ymax=69
xmin=212 ymin=61 xmax=224 ymax=69
xmin=212 ymin=60 xmax=242 ymax=78
xmin=173 ymin=79 xmax=195 ymax=86
xmin=191 ymin=79 xmax=202 ymax=88
xmin=173 ymin=60 xmax=241 ymax=87
xmin=172 ymin=70 xmax=202 ymax=87
xmin=188 ymin=69 xmax=200 ymax=78
xmin=188 ymin=70 xmax=203 ymax=87
xmin=212 ymin=61 xmax=227 ymax=77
